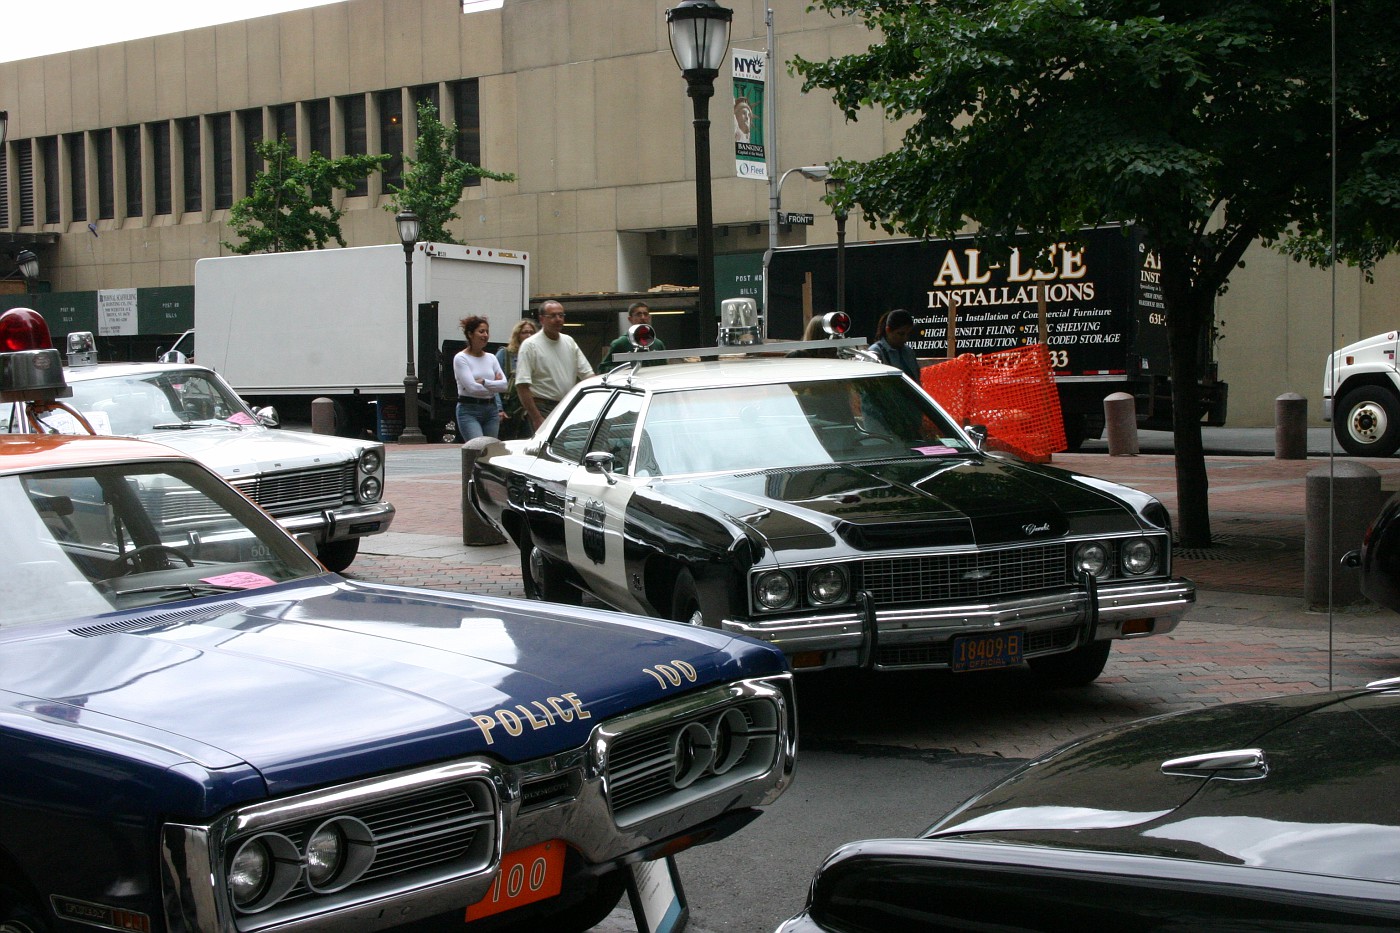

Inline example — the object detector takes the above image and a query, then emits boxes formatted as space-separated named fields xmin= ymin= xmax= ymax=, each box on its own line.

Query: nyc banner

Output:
xmin=732 ymin=49 xmax=766 ymax=180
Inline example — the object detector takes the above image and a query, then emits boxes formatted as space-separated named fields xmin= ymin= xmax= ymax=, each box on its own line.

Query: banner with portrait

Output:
xmin=732 ymin=49 xmax=767 ymax=180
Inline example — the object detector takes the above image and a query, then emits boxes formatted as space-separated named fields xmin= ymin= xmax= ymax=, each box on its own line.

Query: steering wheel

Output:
xmin=108 ymin=543 xmax=195 ymax=575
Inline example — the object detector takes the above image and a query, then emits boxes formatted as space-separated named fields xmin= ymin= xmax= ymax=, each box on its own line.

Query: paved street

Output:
xmin=343 ymin=438 xmax=1400 ymax=931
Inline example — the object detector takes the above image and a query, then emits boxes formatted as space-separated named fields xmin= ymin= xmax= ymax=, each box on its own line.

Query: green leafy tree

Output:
xmin=386 ymin=100 xmax=516 ymax=244
xmin=223 ymin=138 xmax=390 ymax=254
xmin=795 ymin=0 xmax=1399 ymax=547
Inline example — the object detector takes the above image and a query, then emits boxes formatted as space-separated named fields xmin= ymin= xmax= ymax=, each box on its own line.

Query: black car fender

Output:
xmin=625 ymin=491 xmax=759 ymax=622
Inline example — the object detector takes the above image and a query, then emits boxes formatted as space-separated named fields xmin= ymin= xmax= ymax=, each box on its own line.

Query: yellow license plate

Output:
xmin=950 ymin=631 xmax=1024 ymax=672
xmin=464 ymin=839 xmax=565 ymax=922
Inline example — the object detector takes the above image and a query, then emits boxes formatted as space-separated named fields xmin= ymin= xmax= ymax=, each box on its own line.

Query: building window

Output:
xmin=0 ymin=150 xmax=9 ymax=228
xmin=150 ymin=122 xmax=172 ymax=215
xmin=340 ymin=94 xmax=368 ymax=197
xmin=93 ymin=132 xmax=113 ymax=221
xmin=40 ymin=137 xmax=60 ymax=224
xmin=18 ymin=143 xmax=36 ymax=225
xmin=273 ymin=104 xmax=296 ymax=148
xmin=412 ymin=83 xmax=440 ymax=118
xmin=307 ymin=99 xmax=331 ymax=158
xmin=239 ymin=108 xmax=263 ymax=197
xmin=122 ymin=125 xmax=143 ymax=219
xmin=377 ymin=90 xmax=403 ymax=189
xmin=67 ymin=133 xmax=88 ymax=221
xmin=451 ymin=79 xmax=482 ymax=187
xmin=180 ymin=117 xmax=201 ymax=213
xmin=211 ymin=113 xmax=233 ymax=209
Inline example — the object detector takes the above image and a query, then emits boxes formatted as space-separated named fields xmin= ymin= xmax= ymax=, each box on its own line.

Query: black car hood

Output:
xmin=927 ymin=689 xmax=1400 ymax=883
xmin=661 ymin=456 xmax=1140 ymax=551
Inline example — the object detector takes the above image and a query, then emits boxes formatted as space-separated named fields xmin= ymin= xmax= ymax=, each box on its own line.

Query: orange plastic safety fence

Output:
xmin=920 ymin=344 xmax=1066 ymax=462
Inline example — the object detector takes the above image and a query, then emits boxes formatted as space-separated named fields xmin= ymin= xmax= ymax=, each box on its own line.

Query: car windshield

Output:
xmin=8 ymin=369 xmax=257 ymax=436
xmin=638 ymin=373 xmax=973 ymax=475
xmin=0 ymin=459 xmax=323 ymax=628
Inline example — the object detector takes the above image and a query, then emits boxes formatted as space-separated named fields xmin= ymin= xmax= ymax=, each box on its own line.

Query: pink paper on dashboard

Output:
xmin=228 ymin=412 xmax=257 ymax=425
xmin=914 ymin=445 xmax=959 ymax=456
xmin=201 ymin=572 xmax=277 ymax=589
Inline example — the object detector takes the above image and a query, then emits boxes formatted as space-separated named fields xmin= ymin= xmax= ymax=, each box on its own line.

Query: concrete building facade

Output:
xmin=0 ymin=0 xmax=1394 ymax=426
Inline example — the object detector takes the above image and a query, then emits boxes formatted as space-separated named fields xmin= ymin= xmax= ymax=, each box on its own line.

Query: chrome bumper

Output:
xmin=722 ymin=579 xmax=1195 ymax=671
xmin=278 ymin=501 xmax=396 ymax=544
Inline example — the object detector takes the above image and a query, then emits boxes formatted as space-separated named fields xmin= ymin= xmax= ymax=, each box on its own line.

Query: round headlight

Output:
xmin=304 ymin=816 xmax=376 ymax=893
xmin=673 ymin=721 xmax=715 ymax=788
xmin=754 ymin=571 xmax=796 ymax=611
xmin=229 ymin=840 xmax=269 ymax=908
xmin=359 ymin=476 xmax=382 ymax=501
xmin=359 ymin=449 xmax=383 ymax=474
xmin=807 ymin=565 xmax=849 ymax=605
xmin=1074 ymin=543 xmax=1110 ymax=578
xmin=1122 ymin=539 xmax=1158 ymax=575
xmin=710 ymin=707 xmax=752 ymax=775
xmin=228 ymin=833 xmax=299 ymax=913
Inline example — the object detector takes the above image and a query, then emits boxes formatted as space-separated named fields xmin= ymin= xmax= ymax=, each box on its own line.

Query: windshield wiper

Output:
xmin=111 ymin=582 xmax=248 ymax=598
xmin=152 ymin=420 xmax=240 ymax=431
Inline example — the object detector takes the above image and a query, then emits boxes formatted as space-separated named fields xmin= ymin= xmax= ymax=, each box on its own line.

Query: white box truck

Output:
xmin=195 ymin=242 xmax=530 ymax=442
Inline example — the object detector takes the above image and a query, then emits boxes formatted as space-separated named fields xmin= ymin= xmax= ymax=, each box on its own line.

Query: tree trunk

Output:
xmin=1162 ymin=258 xmax=1213 ymax=549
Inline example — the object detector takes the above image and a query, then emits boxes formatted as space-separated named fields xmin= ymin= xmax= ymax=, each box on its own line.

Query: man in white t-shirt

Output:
xmin=515 ymin=300 xmax=595 ymax=430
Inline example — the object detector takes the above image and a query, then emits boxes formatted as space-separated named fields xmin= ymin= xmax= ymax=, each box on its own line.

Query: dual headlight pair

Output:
xmin=1074 ymin=538 xmax=1160 ymax=579
xmin=357 ymin=448 xmax=384 ymax=502
xmin=229 ymin=816 xmax=375 ymax=914
xmin=753 ymin=565 xmax=849 ymax=612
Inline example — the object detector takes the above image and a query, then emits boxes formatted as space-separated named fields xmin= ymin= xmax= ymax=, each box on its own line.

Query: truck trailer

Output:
xmin=765 ymin=225 xmax=1228 ymax=448
xmin=195 ymin=242 xmax=530 ymax=442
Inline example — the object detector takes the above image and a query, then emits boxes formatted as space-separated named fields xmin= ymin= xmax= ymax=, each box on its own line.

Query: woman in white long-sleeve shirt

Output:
xmin=453 ymin=315 xmax=507 ymax=440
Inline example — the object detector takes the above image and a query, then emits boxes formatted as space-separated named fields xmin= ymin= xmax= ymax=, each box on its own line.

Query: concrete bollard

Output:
xmin=1275 ymin=393 xmax=1308 ymax=460
xmin=311 ymin=397 xmax=335 ymax=435
xmin=461 ymin=437 xmax=507 ymax=546
xmin=1304 ymin=461 xmax=1380 ymax=609
xmin=1103 ymin=392 xmax=1139 ymax=456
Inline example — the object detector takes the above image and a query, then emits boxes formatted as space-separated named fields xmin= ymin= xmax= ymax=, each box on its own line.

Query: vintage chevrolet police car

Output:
xmin=0 ymin=430 xmax=794 ymax=932
xmin=472 ymin=352 xmax=1194 ymax=685
xmin=2 ymin=319 xmax=391 ymax=572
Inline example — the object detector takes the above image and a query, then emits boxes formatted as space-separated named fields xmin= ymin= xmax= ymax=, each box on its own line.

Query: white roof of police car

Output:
xmin=59 ymin=361 xmax=211 ymax=382
xmin=597 ymin=355 xmax=894 ymax=392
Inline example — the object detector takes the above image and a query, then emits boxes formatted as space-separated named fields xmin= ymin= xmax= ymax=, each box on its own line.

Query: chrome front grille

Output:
xmin=606 ymin=697 xmax=781 ymax=827
xmin=230 ymin=776 xmax=497 ymax=929
xmin=230 ymin=463 xmax=355 ymax=516
xmin=861 ymin=543 xmax=1067 ymax=604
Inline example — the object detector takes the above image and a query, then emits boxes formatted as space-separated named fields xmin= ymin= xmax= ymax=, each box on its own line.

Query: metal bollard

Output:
xmin=1304 ymin=461 xmax=1380 ymax=609
xmin=461 ymin=437 xmax=507 ymax=546
xmin=1103 ymin=392 xmax=1139 ymax=456
xmin=1275 ymin=393 xmax=1308 ymax=460
xmin=311 ymin=397 xmax=336 ymax=435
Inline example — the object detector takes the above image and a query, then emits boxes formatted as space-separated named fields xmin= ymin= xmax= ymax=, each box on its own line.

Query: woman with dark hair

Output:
xmin=869 ymin=308 xmax=921 ymax=382
xmin=453 ymin=315 xmax=506 ymax=440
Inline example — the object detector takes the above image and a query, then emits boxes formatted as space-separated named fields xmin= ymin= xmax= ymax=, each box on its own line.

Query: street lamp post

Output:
xmin=825 ymin=177 xmax=848 ymax=315
xmin=395 ymin=210 xmax=426 ymax=444
xmin=667 ymin=0 xmax=732 ymax=331
xmin=769 ymin=164 xmax=830 ymax=254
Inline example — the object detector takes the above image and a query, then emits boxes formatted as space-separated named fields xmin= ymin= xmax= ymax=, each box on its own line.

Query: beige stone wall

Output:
xmin=0 ymin=0 xmax=1395 ymax=425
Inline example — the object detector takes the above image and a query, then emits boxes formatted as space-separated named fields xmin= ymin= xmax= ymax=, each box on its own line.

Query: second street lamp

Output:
xmin=825 ymin=177 xmax=849 ymax=316
xmin=667 ymin=0 xmax=732 ymax=335
xmin=395 ymin=210 xmax=426 ymax=444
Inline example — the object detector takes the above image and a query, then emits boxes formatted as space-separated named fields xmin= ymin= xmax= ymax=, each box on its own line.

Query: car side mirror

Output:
xmin=255 ymin=406 xmax=280 ymax=428
xmin=966 ymin=424 xmax=987 ymax=451
xmin=584 ymin=450 xmax=617 ymax=484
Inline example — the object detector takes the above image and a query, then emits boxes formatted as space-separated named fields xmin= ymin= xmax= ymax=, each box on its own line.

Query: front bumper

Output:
xmin=278 ymin=501 xmax=396 ymax=545
xmin=722 ymin=578 xmax=1194 ymax=672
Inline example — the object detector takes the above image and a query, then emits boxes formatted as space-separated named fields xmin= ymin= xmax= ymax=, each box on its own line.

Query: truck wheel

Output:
xmin=316 ymin=539 xmax=360 ymax=573
xmin=1336 ymin=386 xmax=1400 ymax=457
xmin=1028 ymin=639 xmax=1111 ymax=688
xmin=520 ymin=529 xmax=581 ymax=605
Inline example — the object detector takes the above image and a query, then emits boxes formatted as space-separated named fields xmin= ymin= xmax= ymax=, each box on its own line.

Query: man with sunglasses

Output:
xmin=515 ymin=300 xmax=595 ymax=431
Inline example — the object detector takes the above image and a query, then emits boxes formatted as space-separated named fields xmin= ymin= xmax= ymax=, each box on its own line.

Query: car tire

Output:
xmin=0 ymin=884 xmax=49 ymax=933
xmin=1028 ymin=638 xmax=1111 ymax=688
xmin=316 ymin=539 xmax=360 ymax=573
xmin=520 ymin=530 xmax=581 ymax=605
xmin=671 ymin=570 xmax=706 ymax=627
xmin=1335 ymin=386 xmax=1400 ymax=457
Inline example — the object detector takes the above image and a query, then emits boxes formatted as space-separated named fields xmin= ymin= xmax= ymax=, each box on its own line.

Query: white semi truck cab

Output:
xmin=1324 ymin=330 xmax=1400 ymax=456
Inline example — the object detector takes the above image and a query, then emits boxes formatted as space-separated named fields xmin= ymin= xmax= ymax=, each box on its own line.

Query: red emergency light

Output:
xmin=628 ymin=323 xmax=656 ymax=350
xmin=0 ymin=307 xmax=54 ymax=352
xmin=821 ymin=311 xmax=851 ymax=337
